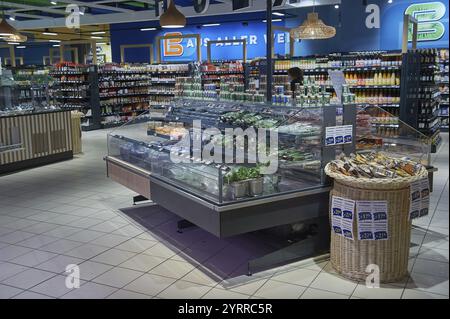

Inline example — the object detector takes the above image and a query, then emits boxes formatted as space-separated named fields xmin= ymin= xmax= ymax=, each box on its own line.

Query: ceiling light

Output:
xmin=290 ymin=11 xmax=336 ymax=40
xmin=140 ymin=27 xmax=157 ymax=31
xmin=334 ymin=4 xmax=339 ymax=9
xmin=16 ymin=46 xmax=25 ymax=49
xmin=272 ymin=12 xmax=285 ymax=16
xmin=0 ymin=19 xmax=18 ymax=36
xmin=263 ymin=19 xmax=283 ymax=23
xmin=388 ymin=0 xmax=393 ymax=3
xmin=2 ymin=33 xmax=27 ymax=43
xmin=160 ymin=0 xmax=186 ymax=29
xmin=52 ymin=44 xmax=60 ymax=47
xmin=9 ymin=16 xmax=14 ymax=21
xmin=7 ymin=42 xmax=19 ymax=45
xmin=91 ymin=36 xmax=102 ymax=39
xmin=97 ymin=42 xmax=107 ymax=45
xmin=43 ymin=32 xmax=58 ymax=36
xmin=50 ymin=1 xmax=57 ymax=5
xmin=49 ymin=39 xmax=61 ymax=42
xmin=202 ymin=23 xmax=220 ymax=27
xmin=91 ymin=31 xmax=105 ymax=35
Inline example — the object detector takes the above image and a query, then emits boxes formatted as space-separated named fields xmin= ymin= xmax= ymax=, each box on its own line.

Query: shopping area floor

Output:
xmin=0 ymin=130 xmax=448 ymax=299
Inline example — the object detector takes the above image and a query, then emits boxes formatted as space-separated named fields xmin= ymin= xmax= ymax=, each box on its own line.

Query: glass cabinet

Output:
xmin=107 ymin=99 xmax=328 ymax=205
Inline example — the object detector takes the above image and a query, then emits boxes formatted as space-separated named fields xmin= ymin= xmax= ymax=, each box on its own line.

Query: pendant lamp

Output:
xmin=2 ymin=32 xmax=27 ymax=43
xmin=290 ymin=1 xmax=336 ymax=40
xmin=0 ymin=18 xmax=17 ymax=36
xmin=160 ymin=0 xmax=186 ymax=29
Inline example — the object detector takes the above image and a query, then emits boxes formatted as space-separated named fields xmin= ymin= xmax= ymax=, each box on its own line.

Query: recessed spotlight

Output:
xmin=43 ymin=32 xmax=58 ymax=36
xmin=49 ymin=39 xmax=61 ymax=43
xmin=16 ymin=46 xmax=26 ymax=49
xmin=202 ymin=23 xmax=220 ymax=27
xmin=388 ymin=0 xmax=393 ymax=3
xmin=9 ymin=16 xmax=15 ymax=21
xmin=272 ymin=12 xmax=285 ymax=17
xmin=50 ymin=1 xmax=57 ymax=5
xmin=91 ymin=36 xmax=103 ymax=39
xmin=91 ymin=31 xmax=106 ymax=35
xmin=334 ymin=4 xmax=339 ymax=9
xmin=140 ymin=28 xmax=157 ymax=31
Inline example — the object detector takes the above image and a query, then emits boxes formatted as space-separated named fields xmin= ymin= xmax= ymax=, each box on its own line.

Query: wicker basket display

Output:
xmin=324 ymin=163 xmax=428 ymax=283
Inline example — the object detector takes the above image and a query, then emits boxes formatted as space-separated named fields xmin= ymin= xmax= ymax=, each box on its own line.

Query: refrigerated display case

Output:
xmin=105 ymin=98 xmax=433 ymax=273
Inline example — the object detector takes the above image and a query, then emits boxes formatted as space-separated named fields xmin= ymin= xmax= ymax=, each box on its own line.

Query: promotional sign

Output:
xmin=409 ymin=177 xmax=430 ymax=219
xmin=331 ymin=196 xmax=355 ymax=240
xmin=155 ymin=22 xmax=292 ymax=62
xmin=356 ymin=201 xmax=389 ymax=241
xmin=325 ymin=125 xmax=353 ymax=146
xmin=405 ymin=1 xmax=446 ymax=42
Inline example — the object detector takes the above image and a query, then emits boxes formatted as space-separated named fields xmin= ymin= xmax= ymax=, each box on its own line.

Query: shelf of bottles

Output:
xmin=272 ymin=51 xmax=403 ymax=108
xmin=437 ymin=49 xmax=449 ymax=132
xmin=11 ymin=67 xmax=52 ymax=108
xmin=49 ymin=62 xmax=90 ymax=109
xmin=418 ymin=49 xmax=442 ymax=152
xmin=97 ymin=63 xmax=190 ymax=128
xmin=47 ymin=62 xmax=94 ymax=130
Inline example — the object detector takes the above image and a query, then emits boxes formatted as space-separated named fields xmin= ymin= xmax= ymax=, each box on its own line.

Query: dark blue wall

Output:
xmin=2 ymin=0 xmax=449 ymax=65
xmin=110 ymin=0 xmax=449 ymax=62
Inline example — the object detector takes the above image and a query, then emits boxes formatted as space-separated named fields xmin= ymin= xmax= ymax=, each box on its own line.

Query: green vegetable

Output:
xmin=224 ymin=166 xmax=262 ymax=184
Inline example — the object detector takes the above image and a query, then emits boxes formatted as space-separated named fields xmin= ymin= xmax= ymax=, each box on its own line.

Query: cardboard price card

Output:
xmin=331 ymin=196 xmax=355 ymax=240
xmin=356 ymin=200 xmax=389 ymax=241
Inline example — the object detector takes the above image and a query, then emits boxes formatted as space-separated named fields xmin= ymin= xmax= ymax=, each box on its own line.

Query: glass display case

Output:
xmin=107 ymin=99 xmax=328 ymax=205
xmin=355 ymin=104 xmax=431 ymax=166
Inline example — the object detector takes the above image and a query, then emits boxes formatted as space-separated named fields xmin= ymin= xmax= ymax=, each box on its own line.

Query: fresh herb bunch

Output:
xmin=224 ymin=166 xmax=262 ymax=184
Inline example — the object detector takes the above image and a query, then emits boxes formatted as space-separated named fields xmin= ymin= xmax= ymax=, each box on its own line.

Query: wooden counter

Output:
xmin=0 ymin=110 xmax=73 ymax=174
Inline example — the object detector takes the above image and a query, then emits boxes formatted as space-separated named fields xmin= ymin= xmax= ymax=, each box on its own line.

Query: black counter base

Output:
xmin=0 ymin=151 xmax=73 ymax=175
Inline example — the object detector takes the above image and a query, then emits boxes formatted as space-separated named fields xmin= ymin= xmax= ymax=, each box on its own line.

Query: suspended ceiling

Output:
xmin=4 ymin=0 xmax=340 ymax=30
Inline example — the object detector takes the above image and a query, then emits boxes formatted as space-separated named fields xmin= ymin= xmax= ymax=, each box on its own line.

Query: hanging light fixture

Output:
xmin=160 ymin=0 xmax=186 ymax=28
xmin=290 ymin=1 xmax=336 ymax=40
xmin=2 ymin=33 xmax=27 ymax=43
xmin=0 ymin=1 xmax=20 ymax=37
xmin=0 ymin=18 xmax=17 ymax=36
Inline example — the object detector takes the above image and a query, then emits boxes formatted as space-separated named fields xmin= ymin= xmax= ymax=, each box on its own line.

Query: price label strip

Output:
xmin=331 ymin=196 xmax=355 ymax=240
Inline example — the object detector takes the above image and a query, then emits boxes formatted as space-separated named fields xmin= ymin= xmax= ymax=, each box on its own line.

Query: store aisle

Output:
xmin=0 ymin=131 xmax=448 ymax=299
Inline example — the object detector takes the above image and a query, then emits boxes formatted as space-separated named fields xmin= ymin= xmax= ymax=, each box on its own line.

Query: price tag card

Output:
xmin=356 ymin=201 xmax=374 ymax=240
xmin=325 ymin=127 xmax=336 ymax=146
xmin=331 ymin=196 xmax=355 ymax=240
xmin=419 ymin=177 xmax=430 ymax=218
xmin=331 ymin=196 xmax=344 ymax=236
xmin=341 ymin=197 xmax=355 ymax=240
xmin=356 ymin=200 xmax=389 ymax=241
xmin=325 ymin=125 xmax=354 ymax=146
xmin=372 ymin=201 xmax=388 ymax=241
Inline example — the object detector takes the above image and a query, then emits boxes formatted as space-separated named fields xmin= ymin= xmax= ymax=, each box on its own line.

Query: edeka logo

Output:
xmin=405 ymin=2 xmax=446 ymax=42
xmin=163 ymin=32 xmax=184 ymax=57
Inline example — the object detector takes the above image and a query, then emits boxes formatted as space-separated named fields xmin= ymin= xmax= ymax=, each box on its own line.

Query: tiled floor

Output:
xmin=0 ymin=130 xmax=448 ymax=299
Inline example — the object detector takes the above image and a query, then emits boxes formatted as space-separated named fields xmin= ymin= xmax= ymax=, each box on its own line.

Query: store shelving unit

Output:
xmin=272 ymin=51 xmax=403 ymax=108
xmin=49 ymin=62 xmax=100 ymax=131
xmin=438 ymin=49 xmax=449 ymax=132
xmin=96 ymin=63 xmax=191 ymax=129
xmin=399 ymin=49 xmax=442 ymax=153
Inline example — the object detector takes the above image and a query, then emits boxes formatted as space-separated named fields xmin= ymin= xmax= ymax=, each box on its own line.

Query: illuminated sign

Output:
xmin=405 ymin=1 xmax=446 ymax=41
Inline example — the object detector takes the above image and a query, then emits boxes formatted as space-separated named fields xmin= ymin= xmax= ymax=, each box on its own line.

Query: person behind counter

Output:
xmin=288 ymin=67 xmax=304 ymax=99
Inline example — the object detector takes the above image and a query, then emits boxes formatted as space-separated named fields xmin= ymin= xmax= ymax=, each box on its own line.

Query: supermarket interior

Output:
xmin=0 ymin=0 xmax=449 ymax=301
